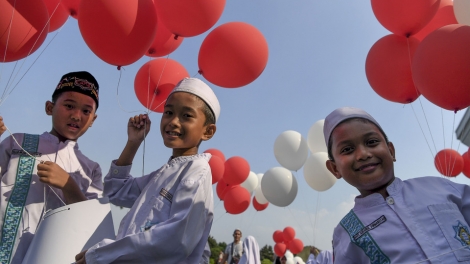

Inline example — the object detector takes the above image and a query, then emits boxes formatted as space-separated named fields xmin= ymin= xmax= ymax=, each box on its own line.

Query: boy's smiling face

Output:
xmin=46 ymin=91 xmax=97 ymax=142
xmin=326 ymin=119 xmax=395 ymax=198
xmin=160 ymin=92 xmax=215 ymax=157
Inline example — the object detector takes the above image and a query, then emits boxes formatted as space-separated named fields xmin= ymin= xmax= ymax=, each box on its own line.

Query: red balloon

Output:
xmin=43 ymin=0 xmax=69 ymax=32
xmin=208 ymin=155 xmax=224 ymax=185
xmin=273 ymin=230 xmax=284 ymax=243
xmin=154 ymin=0 xmax=225 ymax=37
xmin=462 ymin=152 xmax=470 ymax=179
xmin=198 ymin=22 xmax=269 ymax=88
xmin=412 ymin=24 xmax=470 ymax=112
xmin=274 ymin=243 xmax=287 ymax=257
xmin=204 ymin=148 xmax=226 ymax=162
xmin=0 ymin=0 xmax=49 ymax=62
xmin=371 ymin=0 xmax=440 ymax=36
xmin=366 ymin=34 xmax=421 ymax=104
xmin=434 ymin=149 xmax=464 ymax=177
xmin=134 ymin=58 xmax=189 ymax=112
xmin=253 ymin=197 xmax=268 ymax=211
xmin=283 ymin=227 xmax=295 ymax=243
xmin=223 ymin=185 xmax=251 ymax=214
xmin=146 ymin=16 xmax=184 ymax=57
xmin=62 ymin=0 xmax=80 ymax=19
xmin=215 ymin=179 xmax=235 ymax=200
xmin=223 ymin=156 xmax=250 ymax=185
xmin=78 ymin=0 xmax=157 ymax=66
xmin=289 ymin=239 xmax=304 ymax=255
xmin=413 ymin=0 xmax=458 ymax=41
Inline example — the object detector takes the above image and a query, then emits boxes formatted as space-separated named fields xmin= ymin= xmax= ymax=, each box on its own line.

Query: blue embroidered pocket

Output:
xmin=428 ymin=203 xmax=470 ymax=261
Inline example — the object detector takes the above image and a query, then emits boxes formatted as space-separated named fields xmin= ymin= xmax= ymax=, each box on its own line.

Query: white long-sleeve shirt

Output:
xmin=333 ymin=177 xmax=470 ymax=264
xmin=85 ymin=153 xmax=214 ymax=264
xmin=315 ymin=250 xmax=333 ymax=264
xmin=0 ymin=132 xmax=103 ymax=264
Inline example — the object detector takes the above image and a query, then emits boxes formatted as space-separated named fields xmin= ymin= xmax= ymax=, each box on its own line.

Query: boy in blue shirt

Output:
xmin=324 ymin=107 xmax=470 ymax=264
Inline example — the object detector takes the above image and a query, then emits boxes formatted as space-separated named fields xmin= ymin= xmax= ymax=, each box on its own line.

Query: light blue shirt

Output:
xmin=86 ymin=153 xmax=214 ymax=264
xmin=333 ymin=177 xmax=470 ymax=264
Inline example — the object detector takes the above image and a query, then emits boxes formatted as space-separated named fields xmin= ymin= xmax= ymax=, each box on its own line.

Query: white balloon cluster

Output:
xmin=282 ymin=250 xmax=305 ymax=264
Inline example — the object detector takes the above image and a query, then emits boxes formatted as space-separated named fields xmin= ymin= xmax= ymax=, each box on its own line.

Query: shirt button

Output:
xmin=113 ymin=169 xmax=119 ymax=174
xmin=386 ymin=197 xmax=394 ymax=205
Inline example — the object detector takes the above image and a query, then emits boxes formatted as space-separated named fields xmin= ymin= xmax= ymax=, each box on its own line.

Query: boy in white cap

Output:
xmin=324 ymin=107 xmax=470 ymax=264
xmin=76 ymin=77 xmax=219 ymax=263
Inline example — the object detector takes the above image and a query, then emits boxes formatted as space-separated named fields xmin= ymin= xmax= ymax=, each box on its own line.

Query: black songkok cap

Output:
xmin=53 ymin=71 xmax=99 ymax=109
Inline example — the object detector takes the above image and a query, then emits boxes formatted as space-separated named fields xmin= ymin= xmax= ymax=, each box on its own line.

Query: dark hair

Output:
xmin=327 ymin=117 xmax=388 ymax=161
xmin=194 ymin=96 xmax=215 ymax=126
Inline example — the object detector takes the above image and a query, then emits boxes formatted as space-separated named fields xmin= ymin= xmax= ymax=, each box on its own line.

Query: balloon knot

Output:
xmin=148 ymin=48 xmax=155 ymax=54
xmin=117 ymin=66 xmax=121 ymax=70
xmin=174 ymin=35 xmax=179 ymax=40
xmin=198 ymin=70 xmax=203 ymax=75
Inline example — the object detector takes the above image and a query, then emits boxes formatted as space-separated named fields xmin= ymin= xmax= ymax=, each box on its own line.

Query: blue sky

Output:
xmin=1 ymin=0 xmax=469 ymax=252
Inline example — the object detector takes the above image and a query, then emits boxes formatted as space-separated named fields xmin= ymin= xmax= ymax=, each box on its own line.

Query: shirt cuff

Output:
xmin=108 ymin=159 xmax=132 ymax=179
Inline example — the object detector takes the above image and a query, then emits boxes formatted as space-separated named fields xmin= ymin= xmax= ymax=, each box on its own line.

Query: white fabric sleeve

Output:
xmin=0 ymin=135 xmax=13 ymax=177
xmin=84 ymin=163 xmax=104 ymax=199
xmin=102 ymin=159 xmax=153 ymax=208
xmin=447 ymin=180 xmax=470 ymax=223
xmin=86 ymin=165 xmax=211 ymax=263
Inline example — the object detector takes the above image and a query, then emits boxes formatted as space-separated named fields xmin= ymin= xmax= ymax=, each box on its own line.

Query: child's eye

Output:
xmin=367 ymin=139 xmax=380 ymax=145
xmin=83 ymin=109 xmax=91 ymax=115
xmin=64 ymin=104 xmax=73 ymax=109
xmin=183 ymin=113 xmax=193 ymax=118
xmin=164 ymin=110 xmax=172 ymax=115
xmin=340 ymin=146 xmax=353 ymax=154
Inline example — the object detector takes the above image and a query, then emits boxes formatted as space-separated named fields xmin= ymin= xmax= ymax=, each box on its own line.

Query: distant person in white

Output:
xmin=239 ymin=236 xmax=261 ymax=264
xmin=315 ymin=249 xmax=333 ymax=264
xmin=222 ymin=229 xmax=244 ymax=264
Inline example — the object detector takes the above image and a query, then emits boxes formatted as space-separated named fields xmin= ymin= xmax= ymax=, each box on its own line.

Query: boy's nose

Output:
xmin=355 ymin=145 xmax=372 ymax=160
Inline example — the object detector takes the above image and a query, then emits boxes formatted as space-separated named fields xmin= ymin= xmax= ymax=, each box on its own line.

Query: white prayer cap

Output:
xmin=170 ymin=77 xmax=220 ymax=123
xmin=323 ymin=107 xmax=382 ymax=147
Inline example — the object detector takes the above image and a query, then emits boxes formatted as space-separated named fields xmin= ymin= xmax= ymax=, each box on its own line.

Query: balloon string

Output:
xmin=414 ymin=245 xmax=469 ymax=264
xmin=285 ymin=206 xmax=311 ymax=244
xmin=0 ymin=26 xmax=63 ymax=108
xmin=114 ymin=67 xmax=141 ymax=114
xmin=146 ymin=54 xmax=171 ymax=114
xmin=296 ymin=171 xmax=315 ymax=245
xmin=213 ymin=211 xmax=227 ymax=224
xmin=409 ymin=103 xmax=436 ymax=160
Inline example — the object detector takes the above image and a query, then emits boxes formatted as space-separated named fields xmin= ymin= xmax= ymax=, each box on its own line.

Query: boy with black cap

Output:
xmin=0 ymin=71 xmax=103 ymax=264
xmin=324 ymin=107 xmax=470 ymax=264
xmin=75 ymin=77 xmax=219 ymax=264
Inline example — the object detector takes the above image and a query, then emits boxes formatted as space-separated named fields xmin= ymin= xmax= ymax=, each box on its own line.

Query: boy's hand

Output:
xmin=0 ymin=116 xmax=6 ymax=137
xmin=37 ymin=161 xmax=70 ymax=189
xmin=127 ymin=114 xmax=151 ymax=143
xmin=75 ymin=250 xmax=87 ymax=264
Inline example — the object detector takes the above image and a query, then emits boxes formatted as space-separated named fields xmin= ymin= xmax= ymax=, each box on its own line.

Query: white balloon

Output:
xmin=254 ymin=173 xmax=268 ymax=204
xmin=454 ymin=0 xmax=470 ymax=26
xmin=284 ymin=250 xmax=294 ymax=259
xmin=241 ymin=171 xmax=258 ymax=193
xmin=286 ymin=258 xmax=295 ymax=264
xmin=307 ymin=119 xmax=327 ymax=153
xmin=274 ymin=130 xmax=308 ymax=171
xmin=261 ymin=167 xmax=298 ymax=207
xmin=303 ymin=152 xmax=337 ymax=192
xmin=294 ymin=256 xmax=305 ymax=264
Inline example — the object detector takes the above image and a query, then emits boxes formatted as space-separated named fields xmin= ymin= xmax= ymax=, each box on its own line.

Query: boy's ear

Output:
xmin=326 ymin=159 xmax=342 ymax=179
xmin=89 ymin=114 xmax=98 ymax=127
xmin=388 ymin=141 xmax=396 ymax=161
xmin=202 ymin=124 xmax=216 ymax=141
xmin=45 ymin=101 xmax=54 ymax=115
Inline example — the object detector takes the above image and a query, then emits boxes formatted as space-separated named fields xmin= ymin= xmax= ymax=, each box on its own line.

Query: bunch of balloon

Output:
xmin=434 ymin=149 xmax=464 ymax=177
xmin=215 ymin=156 xmax=252 ymax=214
xmin=253 ymin=172 xmax=269 ymax=210
xmin=78 ymin=0 xmax=157 ymax=67
xmin=365 ymin=0 xmax=461 ymax=105
xmin=198 ymin=22 xmax=269 ymax=88
xmin=0 ymin=0 xmax=50 ymax=62
xmin=134 ymin=58 xmax=189 ymax=112
xmin=304 ymin=120 xmax=337 ymax=192
xmin=145 ymin=16 xmax=184 ymax=58
xmin=272 ymin=227 xmax=304 ymax=257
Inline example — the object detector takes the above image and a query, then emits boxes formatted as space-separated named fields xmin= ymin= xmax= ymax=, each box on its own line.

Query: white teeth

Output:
xmin=168 ymin=131 xmax=180 ymax=136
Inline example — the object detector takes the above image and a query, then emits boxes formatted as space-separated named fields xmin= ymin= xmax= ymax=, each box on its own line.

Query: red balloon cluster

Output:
xmin=272 ymin=227 xmax=304 ymax=256
xmin=210 ymin=153 xmax=252 ymax=215
xmin=367 ymin=0 xmax=470 ymax=112
xmin=461 ymin=151 xmax=470 ymax=179
xmin=434 ymin=149 xmax=464 ymax=177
